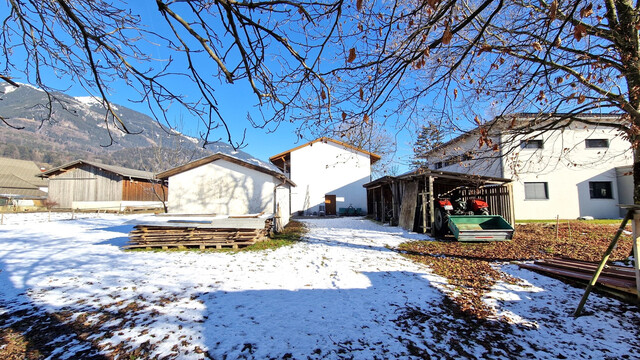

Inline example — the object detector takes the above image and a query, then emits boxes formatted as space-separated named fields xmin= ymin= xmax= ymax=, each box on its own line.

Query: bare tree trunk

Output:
xmin=634 ymin=145 xmax=640 ymax=204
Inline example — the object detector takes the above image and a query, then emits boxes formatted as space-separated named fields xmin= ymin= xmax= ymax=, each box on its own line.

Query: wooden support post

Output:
xmin=634 ymin=210 xmax=640 ymax=299
xmin=574 ymin=209 xmax=633 ymax=317
xmin=381 ymin=187 xmax=386 ymax=223
xmin=391 ymin=182 xmax=397 ymax=225
xmin=429 ymin=176 xmax=435 ymax=236
xmin=507 ymin=183 xmax=515 ymax=225
xmin=421 ymin=193 xmax=427 ymax=234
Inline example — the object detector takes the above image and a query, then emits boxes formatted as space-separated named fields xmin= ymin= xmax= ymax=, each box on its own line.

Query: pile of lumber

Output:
xmin=519 ymin=258 xmax=637 ymax=298
xmin=126 ymin=218 xmax=273 ymax=250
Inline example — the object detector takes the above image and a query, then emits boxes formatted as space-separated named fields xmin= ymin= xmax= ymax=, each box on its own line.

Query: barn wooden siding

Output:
xmin=48 ymin=164 xmax=122 ymax=208
xmin=122 ymin=180 xmax=168 ymax=201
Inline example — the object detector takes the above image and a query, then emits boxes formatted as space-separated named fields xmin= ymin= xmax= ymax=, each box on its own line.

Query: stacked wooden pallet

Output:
xmin=126 ymin=218 xmax=273 ymax=250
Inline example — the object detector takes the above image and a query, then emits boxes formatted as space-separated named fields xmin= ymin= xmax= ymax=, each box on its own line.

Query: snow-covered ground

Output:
xmin=0 ymin=214 xmax=638 ymax=359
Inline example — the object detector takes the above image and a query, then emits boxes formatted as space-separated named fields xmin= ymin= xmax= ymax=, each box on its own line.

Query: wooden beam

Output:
xmin=429 ymin=176 xmax=435 ymax=236
xmin=634 ymin=211 xmax=640 ymax=299
xmin=574 ymin=210 xmax=633 ymax=316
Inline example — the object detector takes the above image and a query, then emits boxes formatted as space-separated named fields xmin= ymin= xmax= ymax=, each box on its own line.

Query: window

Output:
xmin=521 ymin=139 xmax=543 ymax=149
xmin=585 ymin=139 xmax=609 ymax=148
xmin=589 ymin=181 xmax=613 ymax=199
xmin=434 ymin=162 xmax=443 ymax=169
xmin=524 ymin=182 xmax=549 ymax=200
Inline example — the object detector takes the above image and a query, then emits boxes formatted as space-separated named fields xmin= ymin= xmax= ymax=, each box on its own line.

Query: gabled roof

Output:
xmin=269 ymin=137 xmax=381 ymax=166
xmin=0 ymin=174 xmax=48 ymax=198
xmin=41 ymin=159 xmax=155 ymax=180
xmin=156 ymin=153 xmax=295 ymax=186
xmin=0 ymin=157 xmax=48 ymax=187
xmin=206 ymin=142 xmax=283 ymax=173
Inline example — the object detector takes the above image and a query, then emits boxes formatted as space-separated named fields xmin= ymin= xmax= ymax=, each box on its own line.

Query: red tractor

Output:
xmin=433 ymin=196 xmax=490 ymax=234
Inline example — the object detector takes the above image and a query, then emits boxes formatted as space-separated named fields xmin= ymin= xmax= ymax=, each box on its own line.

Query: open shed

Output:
xmin=364 ymin=169 xmax=514 ymax=236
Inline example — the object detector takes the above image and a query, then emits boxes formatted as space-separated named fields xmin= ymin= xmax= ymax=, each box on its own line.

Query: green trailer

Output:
xmin=447 ymin=215 xmax=514 ymax=242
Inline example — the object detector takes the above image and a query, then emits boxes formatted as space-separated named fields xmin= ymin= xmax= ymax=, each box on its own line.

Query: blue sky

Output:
xmin=0 ymin=1 xmax=423 ymax=174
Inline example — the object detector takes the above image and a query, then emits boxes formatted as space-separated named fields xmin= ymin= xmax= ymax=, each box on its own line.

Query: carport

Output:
xmin=363 ymin=169 xmax=514 ymax=236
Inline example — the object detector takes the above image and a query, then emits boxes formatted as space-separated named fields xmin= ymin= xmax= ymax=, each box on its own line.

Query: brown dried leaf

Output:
xmin=580 ymin=3 xmax=593 ymax=18
xmin=574 ymin=24 xmax=587 ymax=41
xmin=549 ymin=0 xmax=558 ymax=21
xmin=356 ymin=0 xmax=363 ymax=12
xmin=347 ymin=48 xmax=357 ymax=63
xmin=427 ymin=0 xmax=440 ymax=10
xmin=442 ymin=24 xmax=453 ymax=45
xmin=321 ymin=89 xmax=326 ymax=100
xmin=532 ymin=42 xmax=543 ymax=51
xmin=577 ymin=94 xmax=586 ymax=104
xmin=341 ymin=112 xmax=347 ymax=121
xmin=474 ymin=115 xmax=481 ymax=125
xmin=364 ymin=114 xmax=370 ymax=124
xmin=359 ymin=87 xmax=364 ymax=100
xmin=454 ymin=88 xmax=458 ymax=100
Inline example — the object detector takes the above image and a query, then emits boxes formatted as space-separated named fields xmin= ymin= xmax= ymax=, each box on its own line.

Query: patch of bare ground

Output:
xmin=398 ymin=222 xmax=634 ymax=320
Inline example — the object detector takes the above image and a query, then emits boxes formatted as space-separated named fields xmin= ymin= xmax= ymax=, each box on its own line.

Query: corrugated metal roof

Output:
xmin=0 ymin=157 xmax=48 ymax=187
xmin=42 ymin=159 xmax=155 ymax=180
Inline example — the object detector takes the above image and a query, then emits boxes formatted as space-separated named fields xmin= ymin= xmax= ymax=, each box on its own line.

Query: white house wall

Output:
xmin=167 ymin=160 xmax=282 ymax=215
xmin=275 ymin=186 xmax=291 ymax=225
xmin=428 ymin=134 xmax=503 ymax=178
xmin=430 ymin=123 xmax=632 ymax=219
xmin=289 ymin=141 xmax=371 ymax=214
xmin=500 ymin=124 xmax=632 ymax=219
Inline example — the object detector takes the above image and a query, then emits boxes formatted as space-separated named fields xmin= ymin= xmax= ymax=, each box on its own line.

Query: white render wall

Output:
xmin=427 ymin=134 xmax=503 ymax=178
xmin=430 ymin=123 xmax=632 ymax=219
xmin=167 ymin=159 xmax=285 ymax=216
xmin=501 ymin=124 xmax=632 ymax=219
xmin=289 ymin=141 xmax=372 ymax=214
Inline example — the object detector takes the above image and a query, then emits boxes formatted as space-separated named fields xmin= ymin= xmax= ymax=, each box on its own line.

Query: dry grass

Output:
xmin=399 ymin=222 xmax=633 ymax=319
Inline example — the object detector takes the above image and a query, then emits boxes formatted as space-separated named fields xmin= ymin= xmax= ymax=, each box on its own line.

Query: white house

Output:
xmin=157 ymin=152 xmax=294 ymax=225
xmin=269 ymin=137 xmax=380 ymax=216
xmin=423 ymin=114 xmax=633 ymax=220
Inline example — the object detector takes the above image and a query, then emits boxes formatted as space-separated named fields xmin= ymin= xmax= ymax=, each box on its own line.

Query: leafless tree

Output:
xmin=321 ymin=0 xmax=640 ymax=200
xmin=3 ymin=1 xmax=640 ymax=199
xmin=1 ymin=0 xmax=341 ymax=147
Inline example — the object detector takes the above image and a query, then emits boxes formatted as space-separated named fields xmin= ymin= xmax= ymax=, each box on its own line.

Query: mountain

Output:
xmin=0 ymin=82 xmax=209 ymax=170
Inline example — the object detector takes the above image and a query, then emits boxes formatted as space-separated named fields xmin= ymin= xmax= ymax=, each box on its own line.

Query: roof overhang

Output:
xmin=364 ymin=168 xmax=512 ymax=189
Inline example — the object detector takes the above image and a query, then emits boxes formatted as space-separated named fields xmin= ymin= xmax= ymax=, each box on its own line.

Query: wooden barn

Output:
xmin=41 ymin=160 xmax=167 ymax=211
xmin=364 ymin=169 xmax=514 ymax=236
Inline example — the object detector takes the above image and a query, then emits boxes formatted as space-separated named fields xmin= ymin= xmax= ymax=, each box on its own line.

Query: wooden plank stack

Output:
xmin=126 ymin=218 xmax=273 ymax=250
xmin=519 ymin=257 xmax=637 ymax=298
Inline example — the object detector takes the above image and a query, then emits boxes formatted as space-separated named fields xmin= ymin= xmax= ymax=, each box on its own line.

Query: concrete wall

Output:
xmin=167 ymin=159 xmax=288 ymax=217
xmin=289 ymin=141 xmax=371 ymax=214
xmin=430 ymin=124 xmax=632 ymax=219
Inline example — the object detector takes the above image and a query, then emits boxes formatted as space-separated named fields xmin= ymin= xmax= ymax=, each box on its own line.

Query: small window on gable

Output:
xmin=589 ymin=181 xmax=613 ymax=199
xmin=524 ymin=182 xmax=548 ymax=200
xmin=434 ymin=162 xmax=443 ymax=169
xmin=585 ymin=139 xmax=609 ymax=148
xmin=521 ymin=139 xmax=543 ymax=149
